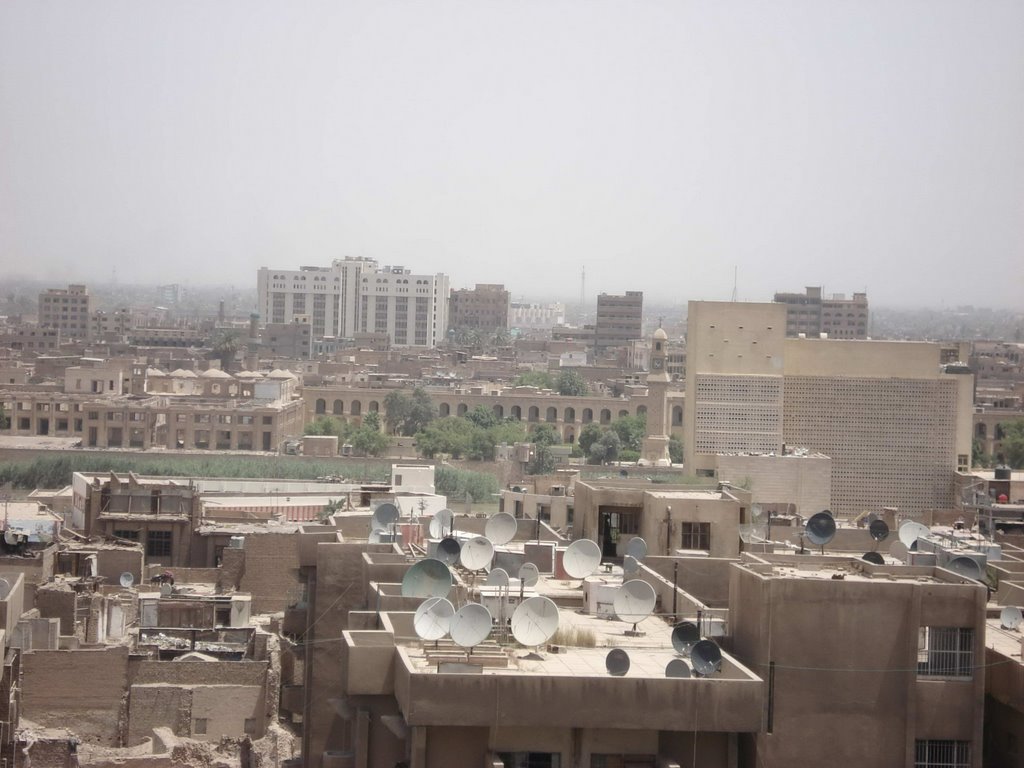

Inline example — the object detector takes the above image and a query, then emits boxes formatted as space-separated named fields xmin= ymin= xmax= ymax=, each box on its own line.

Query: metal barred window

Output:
xmin=917 ymin=627 xmax=974 ymax=678
xmin=915 ymin=739 xmax=970 ymax=767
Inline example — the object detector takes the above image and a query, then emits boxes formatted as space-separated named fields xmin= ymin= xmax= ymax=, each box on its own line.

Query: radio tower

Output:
xmin=731 ymin=266 xmax=738 ymax=302
xmin=579 ymin=266 xmax=586 ymax=324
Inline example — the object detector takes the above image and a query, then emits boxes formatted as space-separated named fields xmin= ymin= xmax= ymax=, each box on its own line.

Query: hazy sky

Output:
xmin=1 ymin=1 xmax=1022 ymax=308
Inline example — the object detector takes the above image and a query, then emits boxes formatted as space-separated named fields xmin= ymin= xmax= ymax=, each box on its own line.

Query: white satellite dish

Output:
xmin=485 ymin=568 xmax=510 ymax=588
xmin=623 ymin=555 xmax=639 ymax=576
xmin=518 ymin=563 xmax=539 ymax=587
xmin=401 ymin=559 xmax=453 ymax=599
xmin=413 ymin=597 xmax=455 ymax=641
xmin=449 ymin=603 xmax=493 ymax=648
xmin=613 ymin=579 xmax=657 ymax=625
xmin=563 ymin=539 xmax=601 ymax=579
xmin=436 ymin=537 xmax=461 ymax=565
xmin=429 ymin=509 xmax=455 ymax=539
xmin=460 ymin=537 xmax=495 ymax=571
xmin=625 ymin=537 xmax=648 ymax=561
xmin=510 ymin=596 xmax=560 ymax=647
xmin=371 ymin=502 xmax=400 ymax=532
xmin=119 ymin=572 xmax=135 ymax=588
xmin=1000 ymin=606 xmax=1023 ymax=631
xmin=485 ymin=512 xmax=518 ymax=546
xmin=368 ymin=530 xmax=383 ymax=544
xmin=0 ymin=578 xmax=11 ymax=599
xmin=898 ymin=521 xmax=930 ymax=549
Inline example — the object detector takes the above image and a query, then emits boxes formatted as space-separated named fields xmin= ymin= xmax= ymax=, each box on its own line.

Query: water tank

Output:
xmin=229 ymin=536 xmax=245 ymax=549
xmin=995 ymin=465 xmax=1012 ymax=481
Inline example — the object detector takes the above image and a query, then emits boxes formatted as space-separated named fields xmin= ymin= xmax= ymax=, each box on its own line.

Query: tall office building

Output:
xmin=684 ymin=301 xmax=973 ymax=516
xmin=594 ymin=290 xmax=643 ymax=355
xmin=38 ymin=284 xmax=91 ymax=341
xmin=257 ymin=258 xmax=449 ymax=348
xmin=448 ymin=283 xmax=510 ymax=333
xmin=773 ymin=286 xmax=869 ymax=339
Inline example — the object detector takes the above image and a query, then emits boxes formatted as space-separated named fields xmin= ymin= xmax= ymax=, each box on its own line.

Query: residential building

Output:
xmin=773 ymin=286 xmax=869 ymax=339
xmin=594 ymin=290 xmax=643 ymax=355
xmin=509 ymin=301 xmax=566 ymax=330
xmin=261 ymin=319 xmax=314 ymax=360
xmin=38 ymin=284 xmax=91 ymax=340
xmin=0 ymin=324 xmax=61 ymax=352
xmin=448 ymin=283 xmax=510 ymax=333
xmin=684 ymin=301 xmax=974 ymax=516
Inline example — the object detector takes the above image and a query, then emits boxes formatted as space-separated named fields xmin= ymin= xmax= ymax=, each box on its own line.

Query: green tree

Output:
xmin=384 ymin=388 xmax=436 ymax=436
xmin=416 ymin=417 xmax=476 ymax=459
xmin=530 ymin=423 xmax=560 ymax=447
xmin=362 ymin=410 xmax=382 ymax=432
xmin=351 ymin=425 xmax=389 ymax=457
xmin=513 ymin=370 xmax=556 ymax=389
xmin=383 ymin=390 xmax=410 ymax=434
xmin=555 ymin=370 xmax=589 ymax=396
xmin=610 ymin=414 xmax=646 ymax=452
xmin=577 ymin=423 xmax=603 ymax=455
xmin=526 ymin=444 xmax=556 ymax=475
xmin=208 ymin=329 xmax=242 ymax=369
xmin=998 ymin=420 xmax=1024 ymax=468
xmin=668 ymin=435 xmax=684 ymax=464
xmin=303 ymin=416 xmax=347 ymax=438
xmin=466 ymin=405 xmax=500 ymax=430
xmin=0 ymin=402 xmax=8 ymax=430
xmin=589 ymin=431 xmax=621 ymax=465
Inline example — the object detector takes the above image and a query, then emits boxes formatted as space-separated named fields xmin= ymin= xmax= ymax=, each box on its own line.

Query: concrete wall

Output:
xmin=714 ymin=454 xmax=831 ymax=518
xmin=238 ymin=531 xmax=303 ymax=614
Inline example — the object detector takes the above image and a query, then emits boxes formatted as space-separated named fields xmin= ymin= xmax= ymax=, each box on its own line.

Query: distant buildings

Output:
xmin=38 ymin=284 xmax=91 ymax=341
xmin=448 ymin=283 xmax=510 ymax=333
xmin=773 ymin=285 xmax=869 ymax=339
xmin=594 ymin=290 xmax=643 ymax=355
xmin=509 ymin=301 xmax=566 ymax=331
xmin=256 ymin=258 xmax=450 ymax=348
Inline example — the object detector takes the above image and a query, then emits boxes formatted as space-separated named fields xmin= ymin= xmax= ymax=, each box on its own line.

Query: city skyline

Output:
xmin=2 ymin=2 xmax=1023 ymax=309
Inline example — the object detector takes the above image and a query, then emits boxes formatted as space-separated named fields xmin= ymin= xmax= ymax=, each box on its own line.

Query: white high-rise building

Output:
xmin=257 ymin=258 xmax=449 ymax=348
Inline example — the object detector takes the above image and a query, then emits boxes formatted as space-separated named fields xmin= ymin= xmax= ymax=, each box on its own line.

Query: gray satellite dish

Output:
xmin=119 ymin=572 xmax=135 ymax=588
xmin=625 ymin=537 xmax=648 ymax=561
xmin=623 ymin=555 xmax=639 ymax=576
xmin=429 ymin=509 xmax=455 ymax=539
xmin=898 ymin=521 xmax=930 ymax=549
xmin=485 ymin=512 xmax=518 ymax=546
xmin=805 ymin=511 xmax=836 ymax=547
xmin=869 ymin=519 xmax=890 ymax=542
xmin=413 ymin=597 xmax=455 ymax=641
xmin=518 ymin=562 xmax=539 ymax=587
xmin=159 ymin=582 xmax=173 ymax=597
xmin=605 ymin=648 xmax=630 ymax=676
xmin=0 ymin=578 xmax=11 ymax=600
xmin=368 ymin=530 xmax=383 ymax=544
xmin=889 ymin=541 xmax=909 ymax=561
xmin=436 ymin=537 xmax=461 ymax=565
xmin=613 ymin=579 xmax=657 ymax=625
xmin=946 ymin=556 xmax=983 ymax=581
xmin=666 ymin=659 xmax=692 ymax=678
xmin=862 ymin=551 xmax=885 ymax=566
xmin=1000 ymin=606 xmax=1022 ymax=630
xmin=563 ymin=539 xmax=601 ymax=579
xmin=691 ymin=639 xmax=723 ymax=676
xmin=371 ymin=502 xmax=400 ymax=532
xmin=460 ymin=536 xmax=494 ymax=571
xmin=511 ymin=596 xmax=560 ymax=647
xmin=401 ymin=559 xmax=453 ymax=599
xmin=449 ymin=603 xmax=493 ymax=648
xmin=671 ymin=621 xmax=701 ymax=655
xmin=485 ymin=568 xmax=510 ymax=588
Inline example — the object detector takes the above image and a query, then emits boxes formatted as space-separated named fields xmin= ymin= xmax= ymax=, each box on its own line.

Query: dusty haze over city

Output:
xmin=1 ymin=1 xmax=1022 ymax=308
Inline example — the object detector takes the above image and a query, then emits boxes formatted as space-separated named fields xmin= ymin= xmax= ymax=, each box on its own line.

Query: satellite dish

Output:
xmin=623 ymin=555 xmax=639 ymax=576
xmin=1000 ymin=606 xmax=1023 ymax=630
xmin=869 ymin=519 xmax=890 ymax=542
xmin=413 ymin=597 xmax=455 ymax=641
xmin=751 ymin=504 xmax=767 ymax=523
xmin=805 ymin=511 xmax=836 ymax=547
xmin=613 ymin=579 xmax=657 ymax=625
xmin=485 ymin=568 xmax=510 ymax=588
xmin=436 ymin=537 xmax=461 ymax=566
xmin=862 ymin=551 xmax=885 ymax=565
xmin=449 ymin=603 xmax=493 ymax=648
xmin=0 ymin=578 xmax=11 ymax=600
xmin=625 ymin=537 xmax=648 ymax=561
xmin=666 ymin=659 xmax=692 ymax=678
xmin=946 ymin=556 xmax=983 ymax=581
xmin=159 ymin=583 xmax=173 ymax=597
xmin=371 ymin=502 xmax=400 ymax=532
xmin=510 ymin=596 xmax=560 ymax=647
xmin=485 ymin=512 xmax=518 ymax=546
xmin=671 ymin=621 xmax=701 ymax=655
xmin=691 ymin=639 xmax=723 ymax=676
xmin=518 ymin=563 xmax=540 ymax=587
xmin=898 ymin=521 xmax=930 ymax=549
xmin=605 ymin=648 xmax=630 ymax=676
xmin=401 ymin=559 xmax=453 ymax=599
xmin=119 ymin=572 xmax=135 ymax=588
xmin=368 ymin=530 xmax=383 ymax=544
xmin=563 ymin=539 xmax=601 ymax=579
xmin=429 ymin=508 xmax=455 ymax=539
xmin=459 ymin=537 xmax=495 ymax=571
xmin=889 ymin=541 xmax=909 ymax=562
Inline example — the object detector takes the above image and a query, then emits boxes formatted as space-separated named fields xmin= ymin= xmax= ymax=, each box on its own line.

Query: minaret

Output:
xmin=640 ymin=327 xmax=672 ymax=466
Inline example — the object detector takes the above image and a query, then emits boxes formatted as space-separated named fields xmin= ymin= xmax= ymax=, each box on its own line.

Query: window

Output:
xmin=193 ymin=718 xmax=208 ymax=735
xmin=244 ymin=718 xmax=258 ymax=737
xmin=113 ymin=529 xmax=140 ymax=541
xmin=147 ymin=530 xmax=172 ymax=558
xmin=680 ymin=522 xmax=711 ymax=551
xmin=914 ymin=740 xmax=970 ymax=767
xmin=918 ymin=627 xmax=973 ymax=678
xmin=496 ymin=754 xmax=560 ymax=768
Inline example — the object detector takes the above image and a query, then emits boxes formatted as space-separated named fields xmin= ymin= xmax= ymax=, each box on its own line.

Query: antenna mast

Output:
xmin=579 ymin=266 xmax=586 ymax=324
xmin=731 ymin=266 xmax=738 ymax=302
